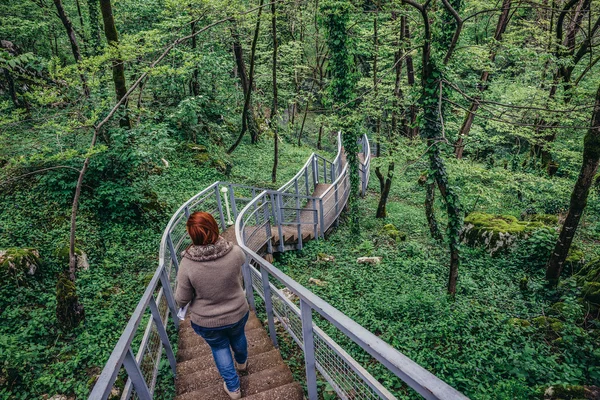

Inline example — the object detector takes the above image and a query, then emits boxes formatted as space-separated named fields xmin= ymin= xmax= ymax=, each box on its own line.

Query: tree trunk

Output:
xmin=271 ymin=0 xmax=278 ymax=183
xmin=375 ymin=163 xmax=394 ymax=218
xmin=373 ymin=6 xmax=381 ymax=157
xmin=190 ymin=21 xmax=200 ymax=97
xmin=53 ymin=0 xmax=89 ymax=96
xmin=317 ymin=123 xmax=323 ymax=150
xmin=87 ymin=0 xmax=102 ymax=53
xmin=100 ymin=0 xmax=130 ymax=128
xmin=227 ymin=0 xmax=264 ymax=154
xmin=455 ymin=0 xmax=511 ymax=159
xmin=546 ymin=84 xmax=600 ymax=285
xmin=404 ymin=19 xmax=418 ymax=139
xmin=391 ymin=12 xmax=406 ymax=138
xmin=74 ymin=0 xmax=88 ymax=55
xmin=425 ymin=181 xmax=442 ymax=241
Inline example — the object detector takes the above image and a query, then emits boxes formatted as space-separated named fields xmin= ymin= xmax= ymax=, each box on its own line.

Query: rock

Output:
xmin=56 ymin=245 xmax=88 ymax=271
xmin=308 ymin=278 xmax=326 ymax=286
xmin=544 ymin=384 xmax=600 ymax=399
xmin=575 ymin=258 xmax=600 ymax=310
xmin=357 ymin=256 xmax=382 ymax=265
xmin=380 ymin=224 xmax=407 ymax=242
xmin=462 ymin=212 xmax=545 ymax=255
xmin=48 ymin=395 xmax=67 ymax=400
xmin=317 ymin=253 xmax=335 ymax=262
xmin=280 ymin=288 xmax=298 ymax=302
xmin=0 ymin=248 xmax=41 ymax=283
xmin=56 ymin=273 xmax=85 ymax=331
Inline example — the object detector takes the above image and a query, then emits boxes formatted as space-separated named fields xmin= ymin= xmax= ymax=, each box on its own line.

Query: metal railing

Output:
xmin=89 ymin=131 xmax=467 ymax=400
xmin=88 ymin=182 xmax=268 ymax=400
xmin=235 ymin=134 xmax=469 ymax=400
xmin=359 ymin=133 xmax=371 ymax=196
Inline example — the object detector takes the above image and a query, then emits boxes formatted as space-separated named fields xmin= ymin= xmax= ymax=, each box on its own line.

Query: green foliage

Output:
xmin=0 ymin=248 xmax=41 ymax=285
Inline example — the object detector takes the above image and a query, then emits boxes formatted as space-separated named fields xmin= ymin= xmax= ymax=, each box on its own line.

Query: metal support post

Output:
xmin=300 ymin=300 xmax=318 ymax=400
xmin=123 ymin=348 xmax=152 ymax=400
xmin=261 ymin=266 xmax=279 ymax=348
xmin=167 ymin=233 xmax=180 ymax=273
xmin=319 ymin=199 xmax=325 ymax=238
xmin=148 ymin=297 xmax=177 ymax=375
xmin=159 ymin=266 xmax=179 ymax=330
xmin=242 ymin=259 xmax=256 ymax=311
xmin=215 ymin=185 xmax=227 ymax=231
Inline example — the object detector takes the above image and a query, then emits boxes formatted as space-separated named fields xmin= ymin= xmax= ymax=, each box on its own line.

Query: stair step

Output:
xmin=243 ymin=382 xmax=305 ymax=400
xmin=174 ymin=364 xmax=294 ymax=400
xmin=179 ymin=326 xmax=269 ymax=352
xmin=176 ymin=349 xmax=285 ymax=395
xmin=177 ymin=335 xmax=273 ymax=363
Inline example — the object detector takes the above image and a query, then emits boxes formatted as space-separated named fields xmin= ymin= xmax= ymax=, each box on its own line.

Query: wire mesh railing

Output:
xmin=89 ymin=181 xmax=268 ymax=400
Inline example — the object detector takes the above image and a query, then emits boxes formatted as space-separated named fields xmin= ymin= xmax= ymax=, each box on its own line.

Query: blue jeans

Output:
xmin=191 ymin=312 xmax=249 ymax=392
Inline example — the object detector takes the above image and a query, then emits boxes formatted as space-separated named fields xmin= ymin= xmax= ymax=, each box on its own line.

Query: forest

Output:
xmin=1 ymin=0 xmax=600 ymax=398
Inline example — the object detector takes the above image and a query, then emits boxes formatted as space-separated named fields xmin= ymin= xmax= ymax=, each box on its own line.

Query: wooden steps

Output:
xmin=174 ymin=312 xmax=303 ymax=400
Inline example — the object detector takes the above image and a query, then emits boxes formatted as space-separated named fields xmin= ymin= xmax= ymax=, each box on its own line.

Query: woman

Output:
xmin=175 ymin=211 xmax=249 ymax=400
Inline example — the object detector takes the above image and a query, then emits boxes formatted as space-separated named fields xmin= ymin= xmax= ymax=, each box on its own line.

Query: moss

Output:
xmin=522 ymin=214 xmax=559 ymax=225
xmin=56 ymin=273 xmax=85 ymax=331
xmin=380 ymin=224 xmax=407 ymax=242
xmin=462 ymin=212 xmax=545 ymax=255
xmin=532 ymin=316 xmax=563 ymax=333
xmin=544 ymin=384 xmax=586 ymax=399
xmin=582 ymin=282 xmax=600 ymax=305
xmin=508 ymin=318 xmax=531 ymax=327
xmin=565 ymin=247 xmax=585 ymax=266
xmin=519 ymin=276 xmax=529 ymax=291
xmin=0 ymin=248 xmax=41 ymax=283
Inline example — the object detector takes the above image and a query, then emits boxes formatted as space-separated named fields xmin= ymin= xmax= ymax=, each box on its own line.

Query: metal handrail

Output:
xmin=235 ymin=133 xmax=469 ymax=400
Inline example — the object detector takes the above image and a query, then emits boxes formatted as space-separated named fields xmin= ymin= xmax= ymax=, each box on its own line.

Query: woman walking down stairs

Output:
xmin=175 ymin=312 xmax=303 ymax=400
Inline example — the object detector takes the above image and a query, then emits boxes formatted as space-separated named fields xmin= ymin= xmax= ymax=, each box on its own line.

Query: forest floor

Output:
xmin=273 ymin=139 xmax=600 ymax=399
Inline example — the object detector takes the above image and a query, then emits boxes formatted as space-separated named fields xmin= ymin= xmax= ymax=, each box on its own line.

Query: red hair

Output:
xmin=186 ymin=212 xmax=220 ymax=245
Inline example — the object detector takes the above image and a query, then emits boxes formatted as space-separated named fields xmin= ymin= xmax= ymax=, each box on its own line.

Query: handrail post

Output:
xmin=319 ymin=199 xmax=325 ymax=238
xmin=159 ymin=266 xmax=179 ymax=330
xmin=294 ymin=180 xmax=302 ymax=250
xmin=334 ymin=182 xmax=339 ymax=227
xmin=148 ymin=297 xmax=177 ymax=375
xmin=313 ymin=199 xmax=318 ymax=239
xmin=300 ymin=299 xmax=318 ymax=400
xmin=242 ymin=258 xmax=256 ymax=311
xmin=278 ymin=194 xmax=285 ymax=252
xmin=123 ymin=348 xmax=152 ymax=400
xmin=229 ymin=184 xmax=238 ymax=222
xmin=261 ymin=266 xmax=279 ymax=348
xmin=323 ymin=158 xmax=327 ymax=183
xmin=312 ymin=156 xmax=318 ymax=187
xmin=215 ymin=185 xmax=227 ymax=231
xmin=264 ymin=201 xmax=273 ymax=255
xmin=330 ymin=163 xmax=335 ymax=181
xmin=304 ymin=170 xmax=310 ymax=197
xmin=167 ymin=233 xmax=180 ymax=274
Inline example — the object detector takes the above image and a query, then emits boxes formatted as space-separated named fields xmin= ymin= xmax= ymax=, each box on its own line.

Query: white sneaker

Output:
xmin=223 ymin=381 xmax=242 ymax=400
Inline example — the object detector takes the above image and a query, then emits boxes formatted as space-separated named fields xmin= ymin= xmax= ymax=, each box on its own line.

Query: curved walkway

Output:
xmin=89 ymin=133 xmax=469 ymax=400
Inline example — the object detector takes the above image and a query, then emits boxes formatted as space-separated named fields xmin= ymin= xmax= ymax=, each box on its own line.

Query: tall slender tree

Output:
xmin=100 ymin=0 xmax=130 ymax=128
xmin=271 ymin=0 xmax=279 ymax=183
xmin=546 ymin=84 xmax=600 ymax=286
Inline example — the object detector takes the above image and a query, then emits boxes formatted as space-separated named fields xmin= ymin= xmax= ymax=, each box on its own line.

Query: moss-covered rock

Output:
xmin=519 ymin=276 xmax=529 ymax=291
xmin=55 ymin=245 xmax=89 ymax=271
xmin=532 ymin=316 xmax=563 ymax=333
xmin=462 ymin=212 xmax=544 ymax=255
xmin=508 ymin=318 xmax=531 ymax=327
xmin=522 ymin=213 xmax=559 ymax=225
xmin=0 ymin=248 xmax=41 ymax=283
xmin=380 ymin=224 xmax=407 ymax=242
xmin=544 ymin=384 xmax=600 ymax=399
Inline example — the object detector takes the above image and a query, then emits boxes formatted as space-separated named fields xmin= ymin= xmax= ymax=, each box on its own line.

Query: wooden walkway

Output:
xmin=175 ymin=182 xmax=338 ymax=399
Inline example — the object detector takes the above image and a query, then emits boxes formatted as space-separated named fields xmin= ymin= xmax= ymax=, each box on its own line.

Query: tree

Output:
xmin=271 ymin=0 xmax=279 ymax=183
xmin=375 ymin=162 xmax=394 ymax=218
xmin=455 ymin=0 xmax=512 ymax=159
xmin=100 ymin=0 xmax=131 ymax=128
xmin=546 ymin=83 xmax=600 ymax=286
xmin=322 ymin=0 xmax=360 ymax=235
xmin=52 ymin=0 xmax=89 ymax=95
xmin=403 ymin=0 xmax=464 ymax=295
xmin=227 ymin=1 xmax=264 ymax=154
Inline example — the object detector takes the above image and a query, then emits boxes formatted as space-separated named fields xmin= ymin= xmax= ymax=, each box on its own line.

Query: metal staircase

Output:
xmin=88 ymin=133 xmax=469 ymax=400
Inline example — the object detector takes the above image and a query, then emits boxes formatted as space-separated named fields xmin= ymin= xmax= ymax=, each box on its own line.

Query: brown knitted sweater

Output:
xmin=175 ymin=237 xmax=249 ymax=328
